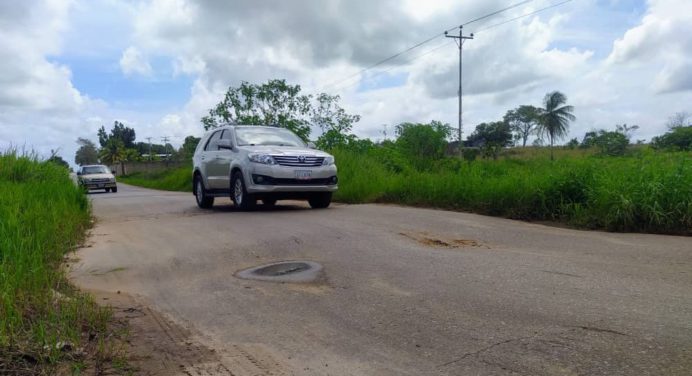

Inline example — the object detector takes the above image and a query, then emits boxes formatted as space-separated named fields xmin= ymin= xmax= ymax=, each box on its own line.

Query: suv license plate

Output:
xmin=295 ymin=170 xmax=312 ymax=180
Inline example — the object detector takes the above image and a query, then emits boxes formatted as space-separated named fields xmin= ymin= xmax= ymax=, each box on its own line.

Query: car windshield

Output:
xmin=235 ymin=127 xmax=305 ymax=147
xmin=82 ymin=166 xmax=110 ymax=174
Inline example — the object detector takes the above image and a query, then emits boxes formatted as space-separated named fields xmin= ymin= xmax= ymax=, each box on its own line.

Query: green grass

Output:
xmin=118 ymin=148 xmax=691 ymax=235
xmin=0 ymin=151 xmax=113 ymax=372
xmin=119 ymin=167 xmax=192 ymax=192
xmin=332 ymin=147 xmax=691 ymax=235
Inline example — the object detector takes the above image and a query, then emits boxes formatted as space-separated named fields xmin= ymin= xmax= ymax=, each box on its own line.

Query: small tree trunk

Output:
xmin=550 ymin=137 xmax=554 ymax=161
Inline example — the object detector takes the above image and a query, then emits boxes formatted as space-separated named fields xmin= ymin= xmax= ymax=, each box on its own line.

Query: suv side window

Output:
xmin=220 ymin=129 xmax=234 ymax=147
xmin=204 ymin=130 xmax=223 ymax=151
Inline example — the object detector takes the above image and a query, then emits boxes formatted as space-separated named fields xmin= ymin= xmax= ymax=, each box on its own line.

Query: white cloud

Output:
xmin=607 ymin=0 xmax=692 ymax=93
xmin=119 ymin=46 xmax=152 ymax=76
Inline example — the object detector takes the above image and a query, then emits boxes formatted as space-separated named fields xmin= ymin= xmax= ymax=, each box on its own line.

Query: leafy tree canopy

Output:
xmin=74 ymin=137 xmax=99 ymax=166
xmin=201 ymin=80 xmax=361 ymax=144
xmin=395 ymin=121 xmax=452 ymax=161
xmin=98 ymin=121 xmax=136 ymax=149
xmin=179 ymin=136 xmax=202 ymax=160
xmin=652 ymin=126 xmax=692 ymax=151
xmin=201 ymin=79 xmax=314 ymax=140
xmin=504 ymin=105 xmax=541 ymax=147
xmin=466 ymin=121 xmax=513 ymax=159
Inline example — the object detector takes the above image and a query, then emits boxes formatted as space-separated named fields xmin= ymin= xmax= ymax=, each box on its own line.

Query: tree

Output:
xmin=98 ymin=138 xmax=126 ymax=174
xmin=179 ymin=136 xmax=201 ymax=160
xmin=98 ymin=121 xmax=136 ymax=148
xmin=395 ymin=121 xmax=452 ymax=161
xmin=465 ymin=121 xmax=513 ymax=159
xmin=651 ymin=126 xmax=692 ymax=151
xmin=313 ymin=93 xmax=361 ymax=150
xmin=615 ymin=123 xmax=639 ymax=139
xmin=47 ymin=150 xmax=70 ymax=169
xmin=537 ymin=91 xmax=575 ymax=160
xmin=666 ymin=111 xmax=690 ymax=129
xmin=75 ymin=138 xmax=99 ymax=166
xmin=565 ymin=138 xmax=579 ymax=149
xmin=201 ymin=79 xmax=313 ymax=140
xmin=504 ymin=105 xmax=540 ymax=147
xmin=593 ymin=130 xmax=629 ymax=156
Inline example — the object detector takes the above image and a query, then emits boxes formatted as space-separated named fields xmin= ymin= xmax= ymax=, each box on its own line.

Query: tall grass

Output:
xmin=0 ymin=151 xmax=110 ymax=371
xmin=333 ymin=148 xmax=691 ymax=234
xmin=119 ymin=168 xmax=192 ymax=192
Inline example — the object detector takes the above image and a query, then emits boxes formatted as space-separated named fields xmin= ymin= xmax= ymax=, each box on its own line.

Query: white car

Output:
xmin=78 ymin=164 xmax=118 ymax=193
xmin=192 ymin=125 xmax=338 ymax=210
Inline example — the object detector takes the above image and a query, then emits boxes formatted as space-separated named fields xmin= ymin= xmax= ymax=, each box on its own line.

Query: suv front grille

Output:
xmin=272 ymin=155 xmax=324 ymax=167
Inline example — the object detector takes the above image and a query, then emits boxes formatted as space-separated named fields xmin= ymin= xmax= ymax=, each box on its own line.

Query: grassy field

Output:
xmin=333 ymin=147 xmax=691 ymax=234
xmin=119 ymin=147 xmax=691 ymax=235
xmin=119 ymin=167 xmax=192 ymax=192
xmin=0 ymin=152 xmax=115 ymax=373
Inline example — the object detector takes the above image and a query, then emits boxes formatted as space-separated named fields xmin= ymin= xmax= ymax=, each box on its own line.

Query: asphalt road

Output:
xmin=71 ymin=183 xmax=692 ymax=375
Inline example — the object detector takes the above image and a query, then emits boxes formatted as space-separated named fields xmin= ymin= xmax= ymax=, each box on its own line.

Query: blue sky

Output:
xmin=0 ymin=0 xmax=690 ymax=166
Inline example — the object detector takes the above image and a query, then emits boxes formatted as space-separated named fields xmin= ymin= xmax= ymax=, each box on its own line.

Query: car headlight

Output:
xmin=248 ymin=154 xmax=276 ymax=165
xmin=322 ymin=156 xmax=335 ymax=166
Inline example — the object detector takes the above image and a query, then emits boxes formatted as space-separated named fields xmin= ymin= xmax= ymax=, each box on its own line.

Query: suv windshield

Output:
xmin=235 ymin=127 xmax=305 ymax=147
xmin=82 ymin=166 xmax=110 ymax=174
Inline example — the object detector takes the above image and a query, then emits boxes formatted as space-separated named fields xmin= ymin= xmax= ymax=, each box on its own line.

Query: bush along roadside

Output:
xmin=0 ymin=151 xmax=125 ymax=374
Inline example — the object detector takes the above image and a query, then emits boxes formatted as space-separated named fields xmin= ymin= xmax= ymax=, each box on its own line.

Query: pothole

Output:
xmin=236 ymin=261 xmax=323 ymax=283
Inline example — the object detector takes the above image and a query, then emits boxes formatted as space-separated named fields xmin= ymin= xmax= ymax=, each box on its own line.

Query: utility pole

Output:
xmin=445 ymin=26 xmax=473 ymax=157
xmin=161 ymin=136 xmax=170 ymax=164
xmin=145 ymin=137 xmax=152 ymax=161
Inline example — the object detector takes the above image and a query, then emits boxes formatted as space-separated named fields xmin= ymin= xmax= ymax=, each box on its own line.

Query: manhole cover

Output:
xmin=236 ymin=261 xmax=322 ymax=283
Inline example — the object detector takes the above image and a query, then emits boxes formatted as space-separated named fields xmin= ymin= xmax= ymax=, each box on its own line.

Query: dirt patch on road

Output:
xmin=399 ymin=231 xmax=488 ymax=249
xmin=89 ymin=290 xmax=295 ymax=375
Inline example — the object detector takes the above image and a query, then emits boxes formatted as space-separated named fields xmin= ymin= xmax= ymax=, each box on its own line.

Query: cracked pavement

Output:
xmin=71 ymin=184 xmax=692 ymax=375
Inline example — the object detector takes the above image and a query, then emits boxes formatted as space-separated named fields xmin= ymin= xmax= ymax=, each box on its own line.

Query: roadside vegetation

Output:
xmin=333 ymin=146 xmax=691 ymax=234
xmin=119 ymin=167 xmax=192 ymax=192
xmin=0 ymin=151 xmax=122 ymax=374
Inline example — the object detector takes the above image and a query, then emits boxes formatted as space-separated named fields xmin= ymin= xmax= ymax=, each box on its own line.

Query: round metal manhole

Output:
xmin=236 ymin=261 xmax=322 ymax=283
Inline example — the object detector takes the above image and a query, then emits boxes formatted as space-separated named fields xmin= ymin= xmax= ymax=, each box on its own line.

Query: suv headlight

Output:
xmin=248 ymin=154 xmax=276 ymax=165
xmin=322 ymin=156 xmax=335 ymax=166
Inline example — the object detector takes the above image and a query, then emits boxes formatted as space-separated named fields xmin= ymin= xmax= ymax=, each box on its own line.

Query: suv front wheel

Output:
xmin=231 ymin=171 xmax=255 ymax=211
xmin=308 ymin=192 xmax=332 ymax=209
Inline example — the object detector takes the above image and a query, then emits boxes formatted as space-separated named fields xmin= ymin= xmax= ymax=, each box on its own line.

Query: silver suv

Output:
xmin=192 ymin=125 xmax=338 ymax=210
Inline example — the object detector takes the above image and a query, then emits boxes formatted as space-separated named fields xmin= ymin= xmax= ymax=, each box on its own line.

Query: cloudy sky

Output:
xmin=1 ymin=0 xmax=690 ymax=165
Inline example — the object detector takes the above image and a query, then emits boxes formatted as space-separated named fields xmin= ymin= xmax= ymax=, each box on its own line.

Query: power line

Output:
xmin=327 ymin=0 xmax=574 ymax=93
xmin=460 ymin=0 xmax=533 ymax=27
xmin=320 ymin=0 xmax=535 ymax=92
xmin=471 ymin=0 xmax=573 ymax=34
xmin=331 ymin=39 xmax=454 ymax=92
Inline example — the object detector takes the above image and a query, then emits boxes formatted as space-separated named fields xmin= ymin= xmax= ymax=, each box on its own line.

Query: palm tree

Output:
xmin=98 ymin=138 xmax=126 ymax=173
xmin=537 ymin=91 xmax=576 ymax=160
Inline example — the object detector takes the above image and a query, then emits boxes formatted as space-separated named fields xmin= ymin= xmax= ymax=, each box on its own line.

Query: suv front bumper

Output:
xmin=245 ymin=164 xmax=338 ymax=193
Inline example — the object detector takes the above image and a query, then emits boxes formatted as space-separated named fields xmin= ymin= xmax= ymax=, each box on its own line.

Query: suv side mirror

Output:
xmin=217 ymin=139 xmax=233 ymax=150
xmin=307 ymin=142 xmax=316 ymax=149
xmin=111 ymin=170 xmax=116 ymax=174
xmin=76 ymin=171 xmax=82 ymax=176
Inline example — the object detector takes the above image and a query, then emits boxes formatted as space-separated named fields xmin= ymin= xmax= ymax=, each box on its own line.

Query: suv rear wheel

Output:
xmin=308 ymin=192 xmax=332 ymax=209
xmin=194 ymin=176 xmax=214 ymax=209
xmin=231 ymin=171 xmax=255 ymax=210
